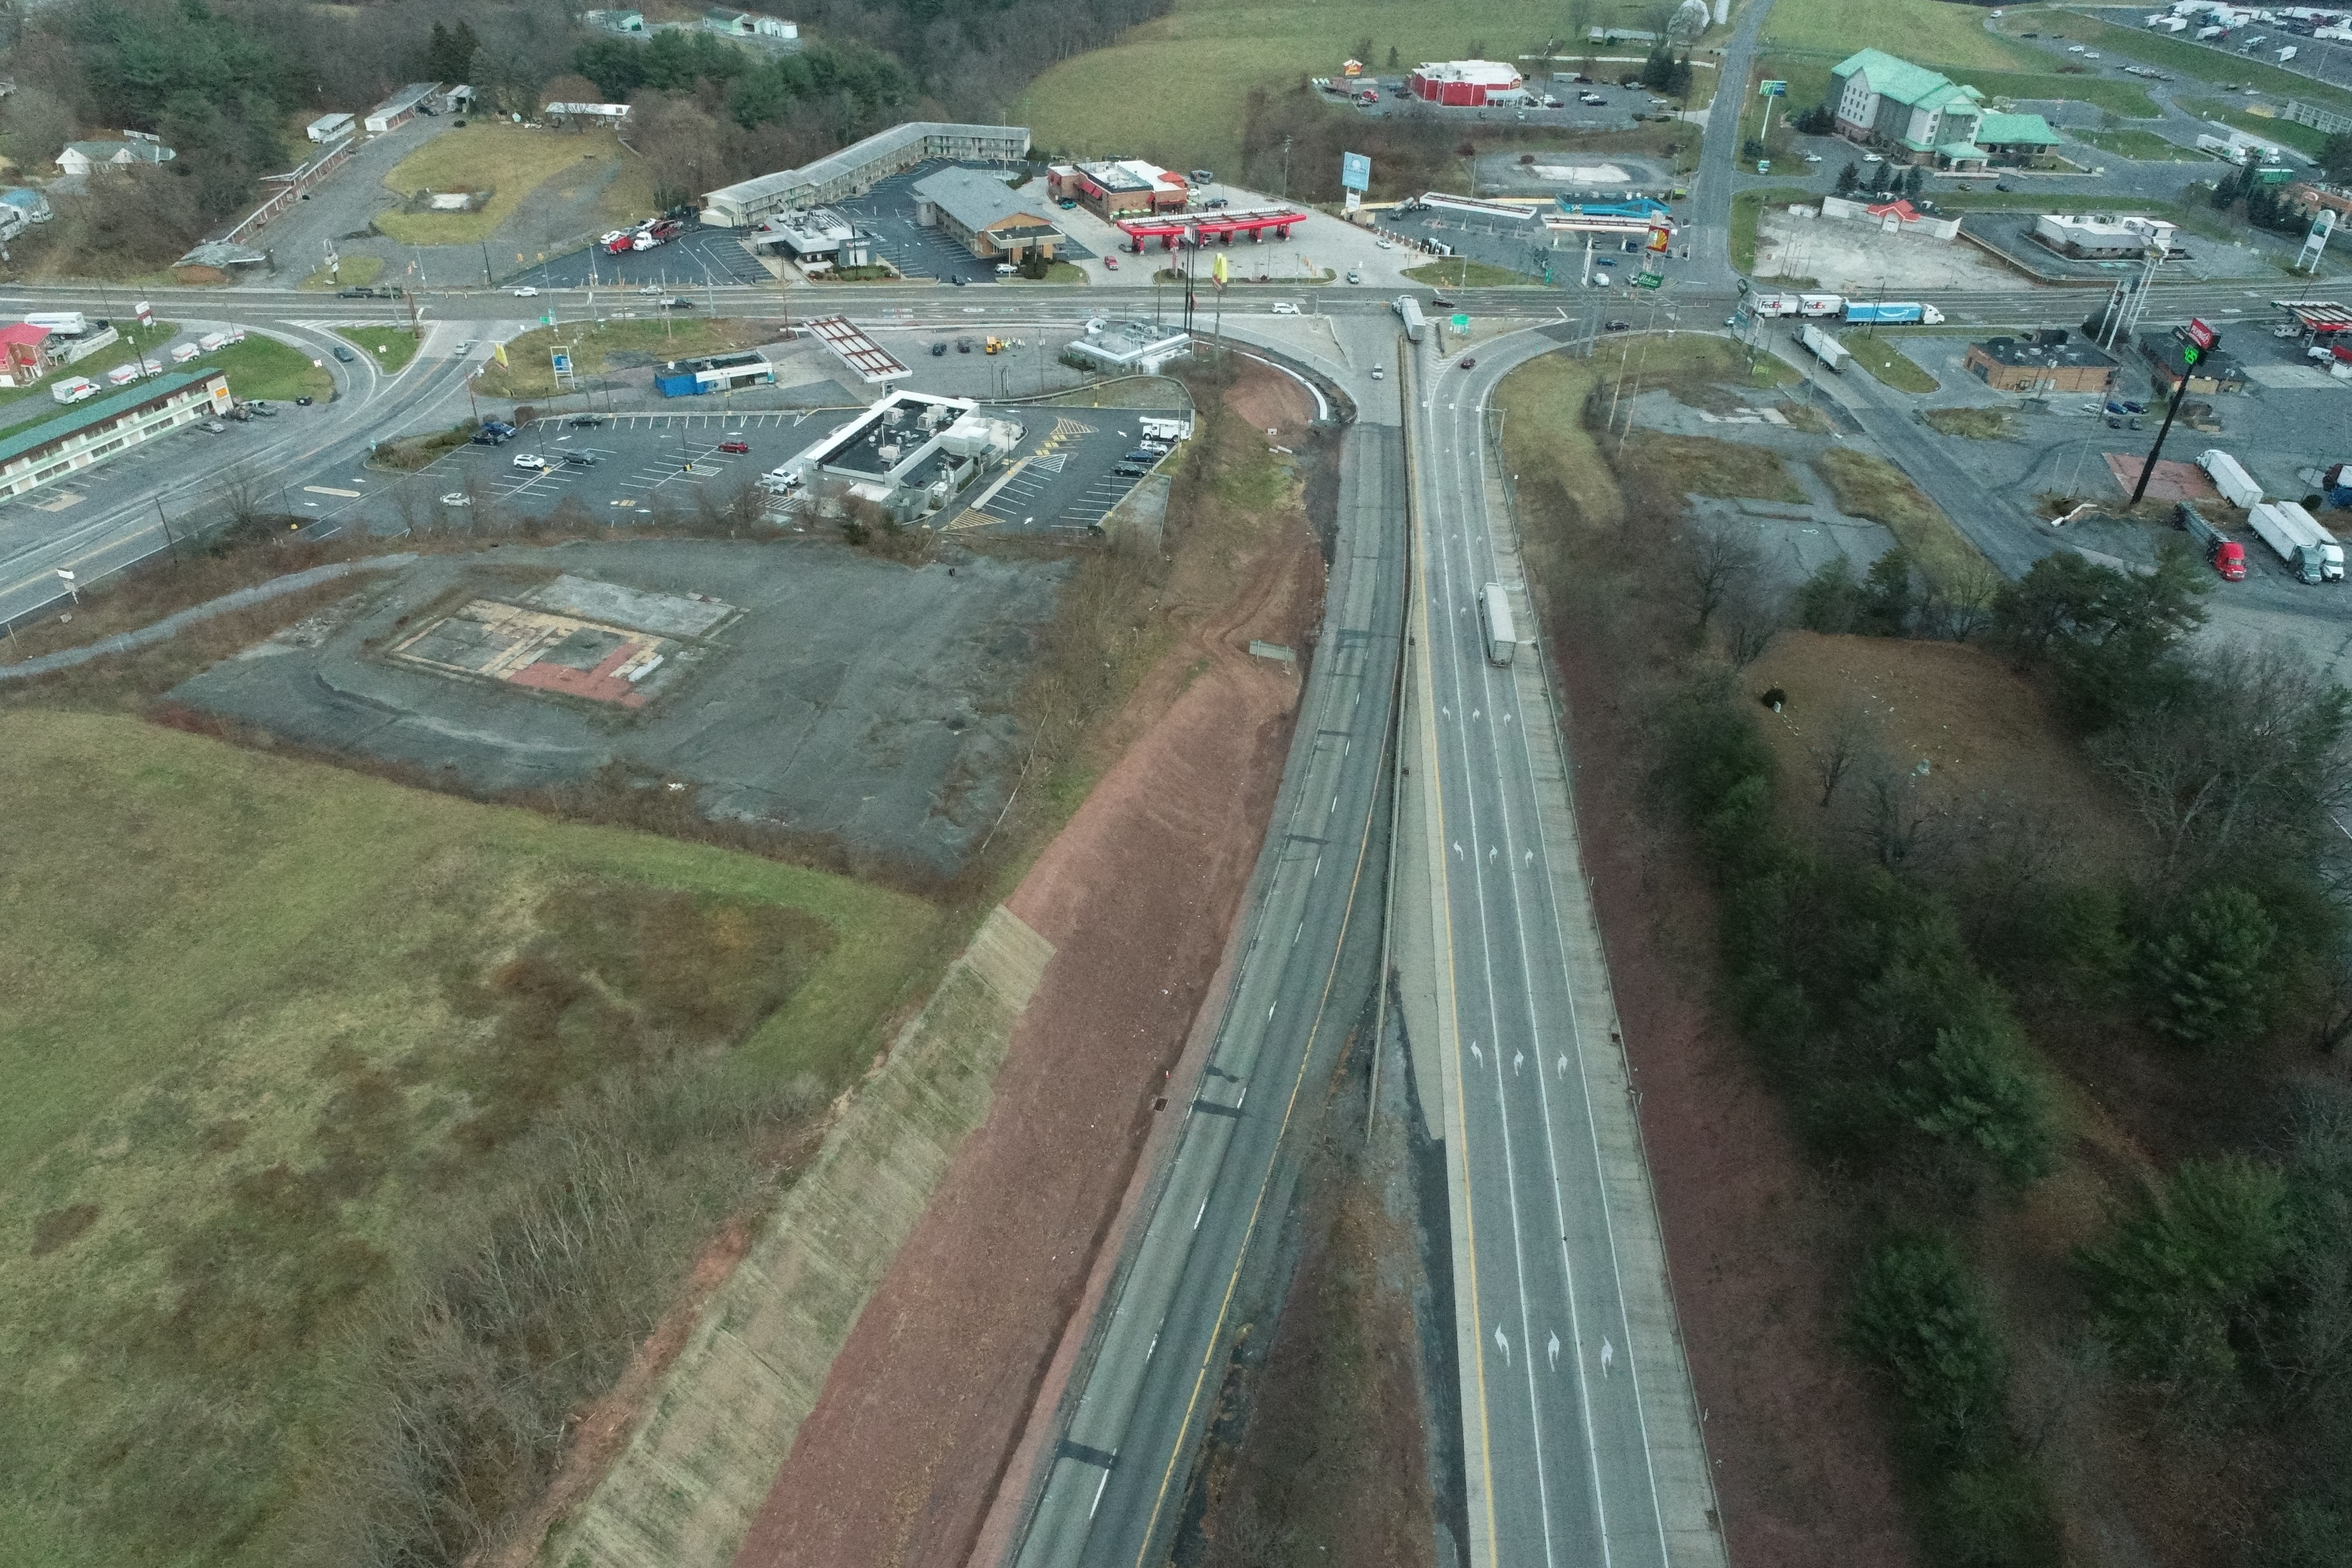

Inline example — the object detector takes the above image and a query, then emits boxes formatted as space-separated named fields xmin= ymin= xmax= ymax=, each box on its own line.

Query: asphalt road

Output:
xmin=1007 ymin=325 xmax=1407 ymax=1568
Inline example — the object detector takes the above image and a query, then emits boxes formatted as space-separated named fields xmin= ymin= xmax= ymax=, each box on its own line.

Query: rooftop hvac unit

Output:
xmin=877 ymin=442 xmax=901 ymax=463
xmin=882 ymin=404 xmax=905 ymax=426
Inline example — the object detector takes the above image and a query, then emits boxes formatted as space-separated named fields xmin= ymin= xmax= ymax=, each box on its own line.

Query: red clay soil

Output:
xmin=1545 ymin=634 xmax=1921 ymax=1568
xmin=734 ymin=387 xmax=1326 ymax=1568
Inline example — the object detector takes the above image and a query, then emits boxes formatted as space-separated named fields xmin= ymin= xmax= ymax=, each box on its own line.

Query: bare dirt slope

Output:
xmin=733 ymin=370 xmax=1326 ymax=1568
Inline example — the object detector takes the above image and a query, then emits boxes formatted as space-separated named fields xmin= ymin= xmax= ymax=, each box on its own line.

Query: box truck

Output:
xmin=1478 ymin=582 xmax=1517 ymax=666
xmin=2272 ymin=499 xmax=2344 ymax=580
xmin=1799 ymin=321 xmax=1852 ymax=372
xmin=2198 ymin=449 xmax=2263 ymax=509
xmin=49 ymin=375 xmax=97 ymax=403
xmin=2250 ymin=501 xmax=2326 ymax=583
xmin=25 ymin=312 xmax=87 ymax=337
xmin=2177 ymin=501 xmax=2247 ymax=580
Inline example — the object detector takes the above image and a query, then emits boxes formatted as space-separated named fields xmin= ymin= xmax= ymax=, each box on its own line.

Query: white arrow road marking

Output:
xmin=1548 ymin=1332 xmax=1561 ymax=1372
xmin=1488 ymin=845 xmax=1498 ymax=862
xmin=1453 ymin=841 xmax=1464 ymax=859
xmin=1503 ymin=711 xmax=1513 ymax=724
xmin=1442 ymin=704 xmax=1451 ymax=716
xmin=1525 ymin=849 xmax=1534 ymax=866
xmin=1513 ymin=1050 xmax=1525 ymax=1076
xmin=1470 ymin=1041 xmax=1484 ymax=1068
xmin=1495 ymin=1324 xmax=1512 ymax=1366
xmin=1472 ymin=707 xmax=1482 ymax=720
xmin=1601 ymin=1336 xmax=1616 ymax=1376
xmin=1557 ymin=1054 xmax=1569 ymax=1078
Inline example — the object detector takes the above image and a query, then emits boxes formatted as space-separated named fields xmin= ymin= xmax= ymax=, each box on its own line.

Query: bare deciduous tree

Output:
xmin=1677 ymin=519 xmax=1764 ymax=637
xmin=1811 ymin=699 xmax=1872 ymax=808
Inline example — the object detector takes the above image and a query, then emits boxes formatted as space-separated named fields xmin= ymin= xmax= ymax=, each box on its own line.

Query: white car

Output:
xmin=2083 ymin=50 xmax=2099 ymax=58
xmin=1371 ymin=364 xmax=1384 ymax=380
xmin=1270 ymin=302 xmax=1301 ymax=315
xmin=511 ymin=453 xmax=549 ymax=471
xmin=1376 ymin=238 xmax=1396 ymax=249
xmin=638 ymin=285 xmax=662 ymax=296
xmin=1802 ymin=151 xmax=1823 ymax=163
xmin=1346 ymin=268 xmax=1362 ymax=283
xmin=512 ymin=286 xmax=539 ymax=297
xmin=441 ymin=492 xmax=472 ymax=505
xmin=2067 ymin=43 xmax=2086 ymax=52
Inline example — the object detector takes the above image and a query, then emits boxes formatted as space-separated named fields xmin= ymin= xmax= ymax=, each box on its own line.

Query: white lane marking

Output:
xmin=1194 ymin=1198 xmax=1208 ymax=1231
xmin=1470 ymin=1042 xmax=1483 ymax=1068
xmin=1549 ymin=1331 xmax=1562 ymax=1372
xmin=1091 ymin=1467 xmax=1112 ymax=1517
xmin=1558 ymin=1054 xmax=1570 ymax=1078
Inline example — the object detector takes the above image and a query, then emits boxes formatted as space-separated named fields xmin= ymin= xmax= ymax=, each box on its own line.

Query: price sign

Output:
xmin=2182 ymin=344 xmax=2202 ymax=366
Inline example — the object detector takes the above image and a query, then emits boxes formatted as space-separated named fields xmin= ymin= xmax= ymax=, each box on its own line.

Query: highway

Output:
xmin=1005 ymin=322 xmax=1406 ymax=1568
xmin=1404 ymin=330 xmax=1723 ymax=1568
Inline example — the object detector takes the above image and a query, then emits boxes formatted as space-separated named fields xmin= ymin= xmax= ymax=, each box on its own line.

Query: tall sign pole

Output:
xmin=2130 ymin=318 xmax=2215 ymax=507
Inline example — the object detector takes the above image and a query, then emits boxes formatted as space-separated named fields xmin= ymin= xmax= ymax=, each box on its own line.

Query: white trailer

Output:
xmin=1798 ymin=293 xmax=1844 ymax=317
xmin=2198 ymin=449 xmax=2264 ymax=508
xmin=2272 ymin=499 xmax=2344 ymax=580
xmin=1800 ymin=321 xmax=1852 ymax=373
xmin=1752 ymin=292 xmax=1804 ymax=317
xmin=1479 ymin=582 xmax=1517 ymax=665
xmin=2250 ymin=502 xmax=2327 ymax=583
xmin=25 ymin=312 xmax=87 ymax=337
xmin=1395 ymin=296 xmax=1427 ymax=343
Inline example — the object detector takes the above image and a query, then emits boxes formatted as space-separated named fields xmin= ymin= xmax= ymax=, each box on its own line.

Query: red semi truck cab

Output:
xmin=2212 ymin=539 xmax=2248 ymax=580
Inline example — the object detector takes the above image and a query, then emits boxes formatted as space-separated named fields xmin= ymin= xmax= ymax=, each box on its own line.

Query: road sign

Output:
xmin=1634 ymin=270 xmax=1663 ymax=288
xmin=551 ymin=352 xmax=572 ymax=373
xmin=1344 ymin=189 xmax=1361 ymax=213
xmin=1759 ymin=79 xmax=1787 ymax=97
xmin=1340 ymin=152 xmax=1372 ymax=193
xmin=1452 ymin=313 xmax=1470 ymax=331
xmin=2186 ymin=317 xmax=2216 ymax=350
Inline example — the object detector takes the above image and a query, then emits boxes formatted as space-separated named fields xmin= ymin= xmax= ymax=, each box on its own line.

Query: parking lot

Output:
xmin=400 ymin=402 xmax=1183 ymax=537
xmin=503 ymin=224 xmax=774 ymax=291
xmin=1338 ymin=72 xmax=1661 ymax=130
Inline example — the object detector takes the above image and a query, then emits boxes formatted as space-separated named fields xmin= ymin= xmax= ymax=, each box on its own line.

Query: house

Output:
xmin=364 ymin=83 xmax=441 ymax=135
xmin=582 ymin=9 xmax=646 ymax=31
xmin=1975 ymin=110 xmax=2063 ymax=162
xmin=0 ymin=322 xmax=49 ymax=386
xmin=911 ymin=167 xmax=1062 ymax=262
xmin=1829 ymin=48 xmax=1995 ymax=169
xmin=703 ymin=8 xmax=797 ymax=43
xmin=1963 ymin=329 xmax=2117 ymax=394
xmin=56 ymin=138 xmax=175 ymax=178
xmin=2143 ymin=331 xmax=2248 ymax=395
xmin=2033 ymin=212 xmax=2177 ymax=259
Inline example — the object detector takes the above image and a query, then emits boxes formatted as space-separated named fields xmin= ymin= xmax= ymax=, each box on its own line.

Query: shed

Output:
xmin=306 ymin=113 xmax=355 ymax=144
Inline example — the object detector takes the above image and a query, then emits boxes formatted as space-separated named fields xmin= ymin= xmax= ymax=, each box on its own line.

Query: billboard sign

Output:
xmin=1341 ymin=151 xmax=1372 ymax=192
xmin=551 ymin=351 xmax=572 ymax=374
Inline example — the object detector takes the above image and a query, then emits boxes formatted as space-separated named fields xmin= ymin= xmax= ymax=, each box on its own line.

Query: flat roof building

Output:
xmin=364 ymin=83 xmax=441 ymax=135
xmin=653 ymin=350 xmax=775 ymax=398
xmin=306 ymin=112 xmax=355 ymax=144
xmin=911 ymin=167 xmax=1063 ymax=261
xmin=701 ymin=122 xmax=1032 ymax=227
xmin=781 ymin=389 xmax=1022 ymax=517
xmin=2033 ymin=212 xmax=2177 ymax=259
xmin=749 ymin=208 xmax=872 ymax=272
xmin=1409 ymin=60 xmax=1525 ymax=106
xmin=1962 ymin=330 xmax=2117 ymax=393
xmin=1047 ymin=159 xmax=1187 ymax=219
xmin=2142 ymin=331 xmax=2248 ymax=394
xmin=0 ymin=369 xmax=230 ymax=501
xmin=1065 ymin=319 xmax=1191 ymax=374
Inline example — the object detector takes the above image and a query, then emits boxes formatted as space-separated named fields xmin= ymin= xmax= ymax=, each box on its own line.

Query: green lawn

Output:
xmin=2183 ymin=98 xmax=2331 ymax=156
xmin=204 ymin=333 xmax=334 ymax=404
xmin=1733 ymin=186 xmax=1816 ymax=274
xmin=297 ymin=253 xmax=385 ymax=291
xmin=334 ymin=325 xmax=420 ymax=373
xmin=0 ymin=320 xmax=179 ymax=438
xmin=1017 ymin=0 xmax=1566 ymax=175
xmin=1764 ymin=0 xmax=2048 ymax=72
xmin=1838 ymin=329 xmax=1939 ymax=392
xmin=1814 ymin=445 xmax=1993 ymax=586
xmin=0 ymin=710 xmax=942 ymax=1568
xmin=2069 ymin=125 xmax=2214 ymax=161
xmin=1405 ymin=257 xmax=1538 ymax=287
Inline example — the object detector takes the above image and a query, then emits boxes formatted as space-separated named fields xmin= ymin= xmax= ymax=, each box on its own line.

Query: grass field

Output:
xmin=1016 ymin=0 xmax=1566 ymax=176
xmin=297 ymin=253 xmax=385 ymax=291
xmin=208 ymin=333 xmax=334 ymax=403
xmin=472 ymin=316 xmax=778 ymax=400
xmin=2183 ymin=97 xmax=2332 ymax=156
xmin=377 ymin=124 xmax=637 ymax=246
xmin=1008 ymin=260 xmax=1090 ymax=283
xmin=1813 ymin=445 xmax=1993 ymax=586
xmin=1837 ymin=329 xmax=1939 ymax=392
xmin=1765 ymin=0 xmax=2048 ymax=72
xmin=1923 ymin=404 xmax=2017 ymax=439
xmin=2070 ymin=125 xmax=2211 ymax=160
xmin=0 ymin=710 xmax=942 ymax=1568
xmin=334 ymin=325 xmax=420 ymax=372
xmin=1405 ymin=257 xmax=1536 ymax=286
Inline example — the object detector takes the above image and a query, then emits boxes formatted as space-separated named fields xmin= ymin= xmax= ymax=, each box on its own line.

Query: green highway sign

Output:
xmin=1452 ymin=313 xmax=1470 ymax=331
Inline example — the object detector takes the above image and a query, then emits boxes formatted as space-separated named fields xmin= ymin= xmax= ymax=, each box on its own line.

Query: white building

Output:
xmin=544 ymin=101 xmax=631 ymax=126
xmin=749 ymin=207 xmax=870 ymax=271
xmin=2033 ymin=212 xmax=2178 ymax=258
xmin=305 ymin=113 xmax=355 ymax=144
xmin=364 ymin=83 xmax=441 ymax=135
xmin=1065 ymin=319 xmax=1192 ymax=375
xmin=0 ymin=370 xmax=230 ymax=502
xmin=701 ymin=122 xmax=1031 ymax=227
xmin=779 ymin=388 xmax=1022 ymax=514
xmin=56 ymin=138 xmax=175 ymax=177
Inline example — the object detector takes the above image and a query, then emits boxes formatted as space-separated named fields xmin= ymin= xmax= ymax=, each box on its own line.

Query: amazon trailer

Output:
xmin=1479 ymin=582 xmax=1517 ymax=665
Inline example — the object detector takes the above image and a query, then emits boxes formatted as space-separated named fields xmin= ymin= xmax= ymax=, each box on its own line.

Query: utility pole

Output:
xmin=2130 ymin=318 xmax=2217 ymax=507
xmin=1281 ymin=135 xmax=1292 ymax=200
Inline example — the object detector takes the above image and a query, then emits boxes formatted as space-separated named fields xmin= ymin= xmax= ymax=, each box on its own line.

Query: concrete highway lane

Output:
xmin=1010 ymin=348 xmax=1407 ymax=1568
xmin=1406 ymin=331 xmax=1722 ymax=1568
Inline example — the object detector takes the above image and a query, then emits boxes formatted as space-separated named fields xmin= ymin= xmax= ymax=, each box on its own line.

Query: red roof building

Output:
xmin=1407 ymin=60 xmax=1524 ymax=106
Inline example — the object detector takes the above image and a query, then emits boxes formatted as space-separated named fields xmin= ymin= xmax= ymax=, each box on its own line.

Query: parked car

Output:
xmin=332 ymin=346 xmax=355 ymax=362
xmin=1603 ymin=319 xmax=1632 ymax=332
xmin=248 ymin=401 xmax=277 ymax=416
xmin=1124 ymin=448 xmax=1158 ymax=462
xmin=562 ymin=451 xmax=598 ymax=465
xmin=199 ymin=418 xmax=228 ymax=433
xmin=1113 ymin=462 xmax=1147 ymax=478
xmin=1204 ymin=197 xmax=1228 ymax=208
xmin=512 ymin=286 xmax=539 ymax=297
xmin=512 ymin=453 xmax=549 ymax=470
xmin=957 ymin=337 xmax=974 ymax=352
xmin=294 ymin=395 xmax=314 ymax=406
xmin=470 ymin=430 xmax=505 ymax=445
xmin=568 ymin=414 xmax=605 ymax=427
xmin=1190 ymin=168 xmax=1214 ymax=183
xmin=1060 ymin=198 xmax=1078 ymax=209
xmin=441 ymin=492 xmax=472 ymax=505
xmin=1580 ymin=92 xmax=1607 ymax=105
xmin=1104 ymin=254 xmax=1118 ymax=269
xmin=1346 ymin=267 xmax=1362 ymax=283
xmin=952 ymin=277 xmax=968 ymax=286
xmin=719 ymin=439 xmax=750 ymax=454
xmin=1370 ymin=363 xmax=1384 ymax=379
xmin=932 ymin=341 xmax=947 ymax=355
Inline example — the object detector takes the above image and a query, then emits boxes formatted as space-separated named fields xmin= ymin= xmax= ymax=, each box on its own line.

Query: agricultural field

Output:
xmin=0 ymin=710 xmax=941 ymax=1568
xmin=377 ymin=123 xmax=646 ymax=246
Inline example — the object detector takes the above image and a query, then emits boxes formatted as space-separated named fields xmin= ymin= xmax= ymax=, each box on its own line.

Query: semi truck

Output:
xmin=2198 ymin=449 xmax=2264 ymax=508
xmin=1799 ymin=321 xmax=1852 ymax=373
xmin=25 ymin=312 xmax=87 ymax=337
xmin=2249 ymin=501 xmax=2327 ymax=583
xmin=1395 ymin=296 xmax=1427 ymax=343
xmin=1479 ymin=582 xmax=1517 ymax=666
xmin=2272 ymin=499 xmax=2344 ymax=580
xmin=2177 ymin=501 xmax=2247 ymax=580
xmin=1841 ymin=300 xmax=1946 ymax=325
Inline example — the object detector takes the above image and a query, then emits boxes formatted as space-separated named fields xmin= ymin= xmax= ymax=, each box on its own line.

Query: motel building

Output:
xmin=0 ymin=370 xmax=231 ymax=501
